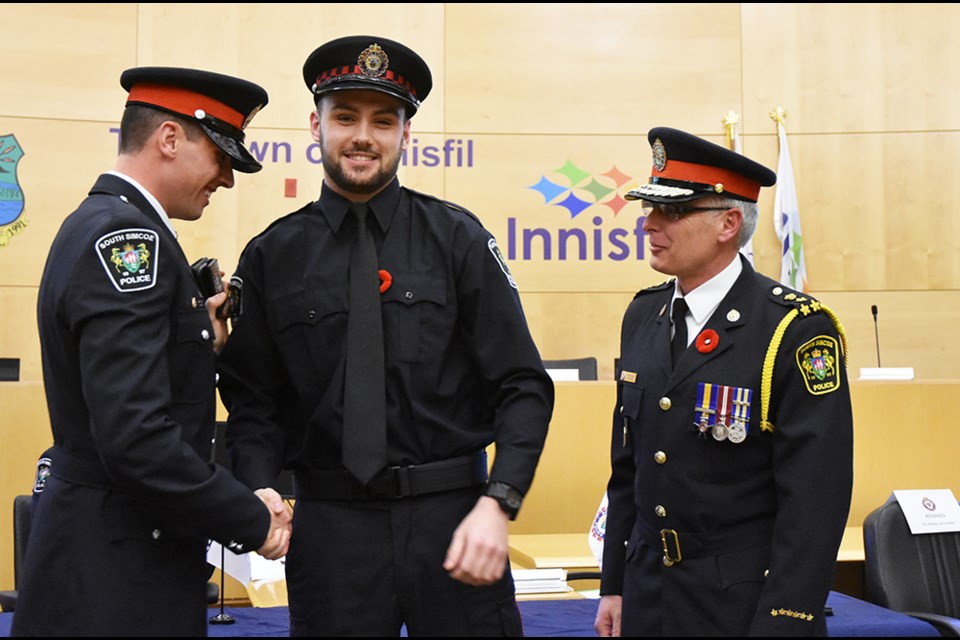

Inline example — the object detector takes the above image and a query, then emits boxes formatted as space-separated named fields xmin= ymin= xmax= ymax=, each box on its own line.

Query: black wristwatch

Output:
xmin=485 ymin=481 xmax=523 ymax=520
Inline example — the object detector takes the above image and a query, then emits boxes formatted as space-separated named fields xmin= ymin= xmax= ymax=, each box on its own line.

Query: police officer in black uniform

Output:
xmin=217 ymin=35 xmax=554 ymax=636
xmin=12 ymin=67 xmax=292 ymax=637
xmin=595 ymin=128 xmax=853 ymax=637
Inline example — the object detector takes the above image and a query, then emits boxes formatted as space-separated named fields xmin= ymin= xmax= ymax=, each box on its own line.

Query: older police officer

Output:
xmin=596 ymin=128 xmax=853 ymax=637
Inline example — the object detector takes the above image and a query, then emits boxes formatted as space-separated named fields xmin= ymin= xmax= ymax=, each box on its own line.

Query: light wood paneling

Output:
xmin=445 ymin=3 xmax=745 ymax=135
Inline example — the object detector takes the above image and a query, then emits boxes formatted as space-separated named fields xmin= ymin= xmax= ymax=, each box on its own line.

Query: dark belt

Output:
xmin=50 ymin=445 xmax=115 ymax=489
xmin=293 ymin=451 xmax=489 ymax=501
xmin=636 ymin=515 xmax=774 ymax=566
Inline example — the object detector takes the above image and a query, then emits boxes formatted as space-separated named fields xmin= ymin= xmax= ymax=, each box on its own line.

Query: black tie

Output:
xmin=671 ymin=298 xmax=689 ymax=369
xmin=342 ymin=202 xmax=387 ymax=484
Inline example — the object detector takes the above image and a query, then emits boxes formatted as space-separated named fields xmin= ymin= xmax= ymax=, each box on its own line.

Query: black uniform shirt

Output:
xmin=218 ymin=179 xmax=554 ymax=495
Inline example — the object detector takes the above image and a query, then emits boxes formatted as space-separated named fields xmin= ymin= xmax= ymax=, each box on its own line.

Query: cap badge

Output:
xmin=358 ymin=43 xmax=389 ymax=78
xmin=242 ymin=103 xmax=263 ymax=130
xmin=652 ymin=138 xmax=667 ymax=172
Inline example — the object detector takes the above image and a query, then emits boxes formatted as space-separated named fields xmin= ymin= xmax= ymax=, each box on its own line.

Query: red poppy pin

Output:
xmin=695 ymin=329 xmax=719 ymax=354
xmin=379 ymin=269 xmax=392 ymax=294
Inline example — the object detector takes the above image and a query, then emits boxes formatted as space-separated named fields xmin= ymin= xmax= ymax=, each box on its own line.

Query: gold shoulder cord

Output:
xmin=759 ymin=303 xmax=849 ymax=433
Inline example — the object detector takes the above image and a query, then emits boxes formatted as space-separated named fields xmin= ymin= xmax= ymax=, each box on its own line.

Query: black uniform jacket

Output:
xmin=218 ymin=179 xmax=553 ymax=495
xmin=601 ymin=257 xmax=853 ymax=636
xmin=12 ymin=174 xmax=269 ymax=636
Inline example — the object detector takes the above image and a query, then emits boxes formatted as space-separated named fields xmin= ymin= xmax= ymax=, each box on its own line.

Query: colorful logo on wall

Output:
xmin=508 ymin=161 xmax=648 ymax=262
xmin=0 ymin=134 xmax=27 ymax=247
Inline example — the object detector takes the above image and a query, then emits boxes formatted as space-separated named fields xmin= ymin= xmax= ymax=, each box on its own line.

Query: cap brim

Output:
xmin=201 ymin=124 xmax=262 ymax=173
xmin=315 ymin=79 xmax=419 ymax=115
xmin=625 ymin=183 xmax=702 ymax=204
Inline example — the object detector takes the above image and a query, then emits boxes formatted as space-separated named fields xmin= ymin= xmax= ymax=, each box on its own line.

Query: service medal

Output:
xmin=727 ymin=421 xmax=747 ymax=443
xmin=713 ymin=385 xmax=732 ymax=441
xmin=694 ymin=383 xmax=717 ymax=437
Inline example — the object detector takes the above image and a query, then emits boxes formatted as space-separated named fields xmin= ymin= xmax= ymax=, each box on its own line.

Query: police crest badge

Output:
xmin=95 ymin=228 xmax=159 ymax=292
xmin=796 ymin=335 xmax=841 ymax=395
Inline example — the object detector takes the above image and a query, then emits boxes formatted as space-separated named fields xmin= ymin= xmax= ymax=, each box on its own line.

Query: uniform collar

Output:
xmin=105 ymin=170 xmax=178 ymax=237
xmin=672 ymin=253 xmax=743 ymax=326
xmin=320 ymin=178 xmax=401 ymax=234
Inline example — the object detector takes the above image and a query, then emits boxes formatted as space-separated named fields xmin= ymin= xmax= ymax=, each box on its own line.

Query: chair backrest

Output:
xmin=863 ymin=498 xmax=960 ymax=618
xmin=12 ymin=494 xmax=32 ymax=588
xmin=543 ymin=357 xmax=598 ymax=381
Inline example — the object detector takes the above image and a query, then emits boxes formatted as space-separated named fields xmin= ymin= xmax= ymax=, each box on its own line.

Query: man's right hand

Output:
xmin=254 ymin=487 xmax=292 ymax=559
xmin=595 ymin=595 xmax=623 ymax=637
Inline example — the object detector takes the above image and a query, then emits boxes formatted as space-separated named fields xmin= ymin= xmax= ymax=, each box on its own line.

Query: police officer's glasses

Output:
xmin=641 ymin=202 xmax=728 ymax=222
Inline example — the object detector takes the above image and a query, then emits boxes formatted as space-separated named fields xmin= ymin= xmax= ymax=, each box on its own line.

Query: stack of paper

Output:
xmin=511 ymin=568 xmax=571 ymax=594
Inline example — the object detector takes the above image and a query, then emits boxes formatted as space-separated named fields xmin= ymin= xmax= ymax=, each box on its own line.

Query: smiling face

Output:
xmin=641 ymin=197 xmax=743 ymax=294
xmin=163 ymin=121 xmax=235 ymax=221
xmin=311 ymin=89 xmax=410 ymax=201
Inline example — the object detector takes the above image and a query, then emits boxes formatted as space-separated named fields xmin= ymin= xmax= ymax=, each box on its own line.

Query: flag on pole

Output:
xmin=770 ymin=107 xmax=808 ymax=292
xmin=722 ymin=111 xmax=754 ymax=266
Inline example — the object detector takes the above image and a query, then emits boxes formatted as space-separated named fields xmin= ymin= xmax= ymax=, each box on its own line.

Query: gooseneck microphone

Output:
xmin=871 ymin=305 xmax=881 ymax=367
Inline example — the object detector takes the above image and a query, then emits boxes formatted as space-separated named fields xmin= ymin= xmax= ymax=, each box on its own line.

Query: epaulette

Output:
xmin=759 ymin=284 xmax=849 ymax=433
xmin=403 ymin=186 xmax=483 ymax=226
xmin=632 ymin=279 xmax=674 ymax=300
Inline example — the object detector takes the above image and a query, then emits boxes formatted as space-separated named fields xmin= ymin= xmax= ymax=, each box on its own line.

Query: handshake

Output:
xmin=254 ymin=487 xmax=293 ymax=560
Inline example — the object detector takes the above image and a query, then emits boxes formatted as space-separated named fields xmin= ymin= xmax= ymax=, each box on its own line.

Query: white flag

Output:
xmin=772 ymin=112 xmax=808 ymax=291
xmin=723 ymin=111 xmax=754 ymax=266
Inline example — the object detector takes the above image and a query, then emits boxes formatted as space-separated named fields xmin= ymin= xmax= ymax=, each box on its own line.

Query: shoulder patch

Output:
xmin=95 ymin=228 xmax=159 ymax=292
xmin=796 ymin=335 xmax=841 ymax=395
xmin=488 ymin=238 xmax=518 ymax=289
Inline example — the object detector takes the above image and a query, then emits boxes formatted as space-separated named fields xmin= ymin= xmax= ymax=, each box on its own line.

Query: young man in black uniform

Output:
xmin=595 ymin=128 xmax=853 ymax=637
xmin=217 ymin=35 xmax=554 ymax=636
xmin=12 ymin=67 xmax=292 ymax=637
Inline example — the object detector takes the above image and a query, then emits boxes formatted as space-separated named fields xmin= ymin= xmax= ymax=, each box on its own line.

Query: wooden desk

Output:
xmin=509 ymin=533 xmax=597 ymax=571
xmin=510 ymin=527 xmax=867 ymax=598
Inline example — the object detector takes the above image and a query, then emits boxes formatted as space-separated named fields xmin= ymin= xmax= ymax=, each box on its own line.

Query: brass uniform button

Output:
xmin=654 ymin=451 xmax=667 ymax=464
xmin=659 ymin=397 xmax=672 ymax=411
xmin=655 ymin=505 xmax=667 ymax=518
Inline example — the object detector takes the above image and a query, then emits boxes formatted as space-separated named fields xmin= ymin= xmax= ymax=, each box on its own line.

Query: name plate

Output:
xmin=893 ymin=489 xmax=960 ymax=534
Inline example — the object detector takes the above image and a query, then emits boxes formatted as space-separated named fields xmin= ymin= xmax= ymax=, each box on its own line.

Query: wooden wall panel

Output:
xmin=0 ymin=4 xmax=137 ymax=122
xmin=743 ymin=4 xmax=960 ymax=134
xmin=444 ymin=3 xmax=745 ymax=135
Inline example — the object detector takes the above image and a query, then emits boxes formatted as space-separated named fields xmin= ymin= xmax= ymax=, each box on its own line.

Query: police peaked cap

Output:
xmin=120 ymin=66 xmax=268 ymax=173
xmin=627 ymin=127 xmax=777 ymax=204
xmin=302 ymin=35 xmax=432 ymax=116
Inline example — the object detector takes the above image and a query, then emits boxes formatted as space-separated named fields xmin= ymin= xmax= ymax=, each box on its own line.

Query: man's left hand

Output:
xmin=443 ymin=495 xmax=509 ymax=586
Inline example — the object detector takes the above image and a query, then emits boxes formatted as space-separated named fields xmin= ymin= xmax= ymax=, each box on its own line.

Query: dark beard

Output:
xmin=322 ymin=146 xmax=401 ymax=196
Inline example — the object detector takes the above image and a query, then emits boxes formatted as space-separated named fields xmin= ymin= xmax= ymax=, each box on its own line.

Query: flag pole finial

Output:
xmin=769 ymin=106 xmax=788 ymax=126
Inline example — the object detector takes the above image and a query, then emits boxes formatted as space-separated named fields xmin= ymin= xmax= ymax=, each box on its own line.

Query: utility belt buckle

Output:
xmin=660 ymin=528 xmax=682 ymax=567
xmin=367 ymin=464 xmax=413 ymax=499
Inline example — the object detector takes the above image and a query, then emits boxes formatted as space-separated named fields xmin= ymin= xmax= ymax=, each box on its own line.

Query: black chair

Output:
xmin=543 ymin=357 xmax=598 ymax=381
xmin=0 ymin=495 xmax=34 ymax=612
xmin=863 ymin=497 xmax=960 ymax=636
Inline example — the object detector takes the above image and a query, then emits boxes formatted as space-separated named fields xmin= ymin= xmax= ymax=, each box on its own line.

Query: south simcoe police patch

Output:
xmin=796 ymin=335 xmax=841 ymax=395
xmin=488 ymin=238 xmax=518 ymax=289
xmin=95 ymin=228 xmax=159 ymax=292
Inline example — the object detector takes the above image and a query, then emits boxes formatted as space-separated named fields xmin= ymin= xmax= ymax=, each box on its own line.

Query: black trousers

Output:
xmin=286 ymin=486 xmax=522 ymax=637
